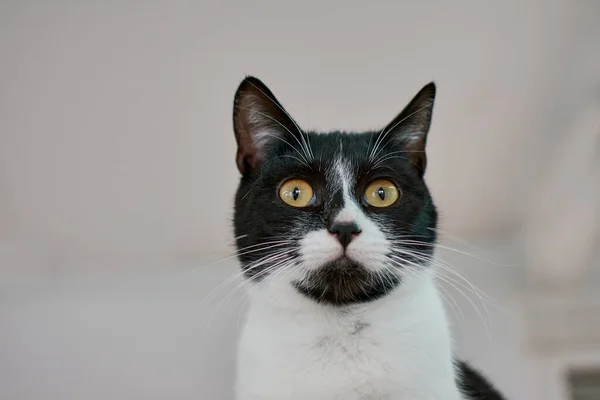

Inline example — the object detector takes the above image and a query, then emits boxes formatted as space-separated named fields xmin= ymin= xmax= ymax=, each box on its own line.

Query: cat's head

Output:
xmin=232 ymin=77 xmax=438 ymax=306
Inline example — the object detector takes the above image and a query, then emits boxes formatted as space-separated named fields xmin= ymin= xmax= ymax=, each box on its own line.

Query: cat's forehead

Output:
xmin=305 ymin=131 xmax=376 ymax=170
xmin=309 ymin=131 xmax=372 ymax=156
xmin=263 ymin=130 xmax=407 ymax=184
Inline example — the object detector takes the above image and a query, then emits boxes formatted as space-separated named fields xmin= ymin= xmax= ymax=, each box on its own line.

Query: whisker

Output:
xmin=234 ymin=261 xmax=298 ymax=329
xmin=436 ymin=281 xmax=466 ymax=329
xmin=429 ymin=227 xmax=520 ymax=268
xmin=389 ymin=249 xmax=480 ymax=295
xmin=369 ymin=119 xmax=393 ymax=161
xmin=389 ymin=239 xmax=517 ymax=268
xmin=386 ymin=254 xmax=491 ymax=341
xmin=432 ymin=270 xmax=492 ymax=343
xmin=193 ymin=240 xmax=294 ymax=271
xmin=388 ymin=248 xmax=503 ymax=314
xmin=278 ymin=154 xmax=311 ymax=169
xmin=207 ymin=257 xmax=295 ymax=327
xmin=200 ymin=249 xmax=295 ymax=305
xmin=386 ymin=251 xmax=488 ymax=310
xmin=369 ymin=150 xmax=425 ymax=171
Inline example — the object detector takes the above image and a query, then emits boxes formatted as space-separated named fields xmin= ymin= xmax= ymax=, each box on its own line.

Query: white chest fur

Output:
xmin=235 ymin=272 xmax=464 ymax=400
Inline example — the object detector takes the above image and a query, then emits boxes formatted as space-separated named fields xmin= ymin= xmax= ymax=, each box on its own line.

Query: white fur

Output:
xmin=235 ymin=159 xmax=463 ymax=399
xmin=236 ymin=272 xmax=462 ymax=400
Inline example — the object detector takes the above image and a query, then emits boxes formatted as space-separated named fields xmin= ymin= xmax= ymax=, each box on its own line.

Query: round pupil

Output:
xmin=292 ymin=187 xmax=300 ymax=201
xmin=378 ymin=187 xmax=385 ymax=200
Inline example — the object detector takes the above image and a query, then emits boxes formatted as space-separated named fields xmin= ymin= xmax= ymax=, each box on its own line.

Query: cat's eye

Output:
xmin=364 ymin=179 xmax=399 ymax=208
xmin=279 ymin=179 xmax=314 ymax=208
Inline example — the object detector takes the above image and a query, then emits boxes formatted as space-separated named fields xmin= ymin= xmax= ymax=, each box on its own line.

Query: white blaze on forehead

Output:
xmin=334 ymin=158 xmax=360 ymax=224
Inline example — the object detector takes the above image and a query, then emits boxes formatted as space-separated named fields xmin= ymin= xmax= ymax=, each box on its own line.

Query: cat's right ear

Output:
xmin=232 ymin=76 xmax=300 ymax=175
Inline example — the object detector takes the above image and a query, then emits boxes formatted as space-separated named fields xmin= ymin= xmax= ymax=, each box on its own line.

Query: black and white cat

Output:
xmin=231 ymin=76 xmax=506 ymax=400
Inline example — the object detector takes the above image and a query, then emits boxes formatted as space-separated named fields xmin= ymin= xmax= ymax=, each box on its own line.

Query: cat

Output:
xmin=231 ymin=76 xmax=506 ymax=400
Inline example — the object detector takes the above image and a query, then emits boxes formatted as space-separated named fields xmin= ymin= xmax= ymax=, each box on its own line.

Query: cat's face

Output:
xmin=232 ymin=77 xmax=437 ymax=306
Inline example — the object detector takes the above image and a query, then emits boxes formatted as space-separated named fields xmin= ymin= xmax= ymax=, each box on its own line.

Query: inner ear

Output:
xmin=375 ymin=82 xmax=436 ymax=176
xmin=232 ymin=77 xmax=301 ymax=175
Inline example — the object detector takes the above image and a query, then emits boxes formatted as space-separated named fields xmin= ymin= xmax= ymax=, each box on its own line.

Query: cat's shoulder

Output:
xmin=455 ymin=359 xmax=506 ymax=400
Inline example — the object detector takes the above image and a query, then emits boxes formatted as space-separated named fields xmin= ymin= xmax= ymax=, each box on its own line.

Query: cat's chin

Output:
xmin=293 ymin=258 xmax=400 ymax=306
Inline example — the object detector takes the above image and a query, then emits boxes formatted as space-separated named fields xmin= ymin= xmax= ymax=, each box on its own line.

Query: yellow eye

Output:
xmin=279 ymin=179 xmax=314 ymax=208
xmin=365 ymin=179 xmax=399 ymax=208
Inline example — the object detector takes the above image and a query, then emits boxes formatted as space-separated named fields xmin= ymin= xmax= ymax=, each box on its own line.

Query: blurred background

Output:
xmin=1 ymin=1 xmax=599 ymax=399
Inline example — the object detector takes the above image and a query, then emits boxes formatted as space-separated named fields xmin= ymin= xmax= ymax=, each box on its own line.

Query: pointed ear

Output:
xmin=379 ymin=82 xmax=436 ymax=176
xmin=232 ymin=76 xmax=300 ymax=175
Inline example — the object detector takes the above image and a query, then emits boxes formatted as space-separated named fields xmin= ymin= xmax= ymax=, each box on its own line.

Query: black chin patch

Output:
xmin=293 ymin=259 xmax=401 ymax=306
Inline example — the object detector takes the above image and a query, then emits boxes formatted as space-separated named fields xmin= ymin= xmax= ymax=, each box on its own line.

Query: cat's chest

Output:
xmin=310 ymin=320 xmax=381 ymax=359
xmin=238 ymin=318 xmax=406 ymax=399
xmin=269 ymin=313 xmax=388 ymax=362
xmin=236 ymin=283 xmax=462 ymax=400
xmin=303 ymin=328 xmax=395 ymax=397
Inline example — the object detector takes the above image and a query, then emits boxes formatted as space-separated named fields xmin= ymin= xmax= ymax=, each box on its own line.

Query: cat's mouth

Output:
xmin=334 ymin=254 xmax=352 ymax=263
xmin=293 ymin=258 xmax=400 ymax=306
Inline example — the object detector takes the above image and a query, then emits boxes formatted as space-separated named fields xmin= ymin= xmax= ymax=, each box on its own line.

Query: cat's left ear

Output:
xmin=379 ymin=82 xmax=436 ymax=176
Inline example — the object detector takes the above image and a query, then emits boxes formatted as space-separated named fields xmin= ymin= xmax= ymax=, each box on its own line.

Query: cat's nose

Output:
xmin=329 ymin=222 xmax=362 ymax=249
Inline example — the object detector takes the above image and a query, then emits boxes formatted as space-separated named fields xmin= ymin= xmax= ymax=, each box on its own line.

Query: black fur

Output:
xmin=456 ymin=360 xmax=507 ymax=399
xmin=293 ymin=258 xmax=401 ymax=305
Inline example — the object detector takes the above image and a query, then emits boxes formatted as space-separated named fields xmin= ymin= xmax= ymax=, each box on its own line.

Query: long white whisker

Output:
xmin=234 ymin=260 xmax=298 ymax=329
xmin=436 ymin=281 xmax=466 ymax=329
xmin=388 ymin=249 xmax=491 ymax=301
xmin=429 ymin=227 xmax=520 ymax=268
xmin=432 ymin=270 xmax=492 ymax=343
xmin=201 ymin=249 xmax=295 ymax=305
xmin=370 ymin=150 xmax=413 ymax=170
xmin=207 ymin=256 xmax=295 ymax=327
xmin=388 ymin=248 xmax=503 ymax=315
xmin=390 ymin=239 xmax=517 ymax=268
xmin=434 ymin=268 xmax=491 ymax=326
xmin=369 ymin=119 xmax=393 ymax=161
xmin=279 ymin=154 xmax=311 ymax=169
xmin=192 ymin=240 xmax=293 ymax=271
xmin=386 ymin=254 xmax=491 ymax=341
xmin=370 ymin=149 xmax=428 ymax=171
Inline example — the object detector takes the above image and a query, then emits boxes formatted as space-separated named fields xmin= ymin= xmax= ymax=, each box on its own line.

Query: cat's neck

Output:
xmin=238 ymin=270 xmax=462 ymax=400
xmin=242 ymin=269 xmax=454 ymax=348
xmin=246 ymin=268 xmax=442 ymax=321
